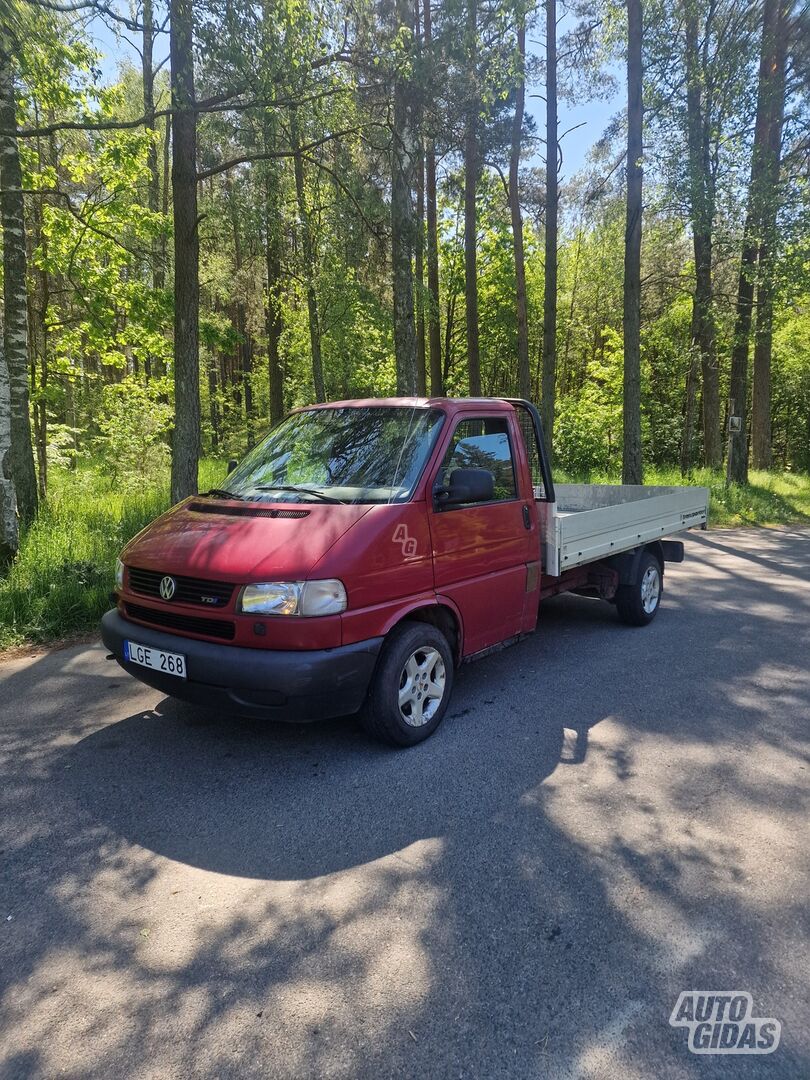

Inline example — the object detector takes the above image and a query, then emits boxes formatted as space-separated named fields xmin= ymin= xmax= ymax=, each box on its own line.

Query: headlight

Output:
xmin=239 ymin=579 xmax=347 ymax=617
xmin=300 ymin=579 xmax=347 ymax=617
xmin=240 ymin=582 xmax=300 ymax=616
xmin=115 ymin=558 xmax=125 ymax=591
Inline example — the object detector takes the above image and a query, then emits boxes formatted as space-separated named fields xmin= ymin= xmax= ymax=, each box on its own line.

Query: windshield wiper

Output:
xmin=255 ymin=484 xmax=347 ymax=504
xmin=203 ymin=488 xmax=246 ymax=501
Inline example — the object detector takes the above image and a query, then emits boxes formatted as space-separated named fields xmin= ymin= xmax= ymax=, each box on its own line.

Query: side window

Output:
xmin=439 ymin=417 xmax=517 ymax=502
xmin=513 ymin=405 xmax=545 ymax=498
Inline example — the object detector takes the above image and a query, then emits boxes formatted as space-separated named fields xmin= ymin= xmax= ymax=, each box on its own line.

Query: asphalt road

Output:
xmin=1 ymin=526 xmax=809 ymax=1079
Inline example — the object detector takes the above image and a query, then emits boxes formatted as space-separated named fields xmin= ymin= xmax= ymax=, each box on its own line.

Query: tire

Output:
xmin=361 ymin=621 xmax=454 ymax=747
xmin=615 ymin=551 xmax=663 ymax=627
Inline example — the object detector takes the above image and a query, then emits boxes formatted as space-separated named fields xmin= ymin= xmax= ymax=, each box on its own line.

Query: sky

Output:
xmin=90 ymin=7 xmax=625 ymax=183
xmin=526 ymin=87 xmax=623 ymax=179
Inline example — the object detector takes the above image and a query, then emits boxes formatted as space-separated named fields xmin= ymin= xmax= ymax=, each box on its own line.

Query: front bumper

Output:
xmin=101 ymin=609 xmax=383 ymax=721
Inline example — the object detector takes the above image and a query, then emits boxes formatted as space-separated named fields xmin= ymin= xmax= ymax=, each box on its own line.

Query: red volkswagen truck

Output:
xmin=102 ymin=398 xmax=708 ymax=745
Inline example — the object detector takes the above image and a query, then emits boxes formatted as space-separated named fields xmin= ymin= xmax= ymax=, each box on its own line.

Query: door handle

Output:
xmin=522 ymin=504 xmax=531 ymax=530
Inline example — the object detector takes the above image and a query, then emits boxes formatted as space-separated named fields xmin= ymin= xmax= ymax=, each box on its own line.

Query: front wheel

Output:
xmin=361 ymin=622 xmax=454 ymax=746
xmin=615 ymin=551 xmax=662 ymax=626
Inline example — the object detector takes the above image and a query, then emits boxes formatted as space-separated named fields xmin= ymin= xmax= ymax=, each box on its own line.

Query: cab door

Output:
xmin=428 ymin=413 xmax=534 ymax=656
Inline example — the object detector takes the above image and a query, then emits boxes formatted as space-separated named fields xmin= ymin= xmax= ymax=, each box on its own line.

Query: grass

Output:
xmin=556 ymin=466 xmax=810 ymax=528
xmin=686 ymin=468 xmax=810 ymax=527
xmin=0 ymin=459 xmax=226 ymax=651
xmin=1 ymin=461 xmax=808 ymax=651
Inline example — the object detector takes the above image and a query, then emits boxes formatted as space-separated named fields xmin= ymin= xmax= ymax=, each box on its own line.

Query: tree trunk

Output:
xmin=169 ymin=0 xmax=200 ymax=503
xmin=291 ymin=110 xmax=325 ymax=402
xmin=541 ymin=0 xmax=557 ymax=449
xmin=423 ymin=0 xmax=442 ymax=396
xmin=143 ymin=0 xmax=159 ymax=226
xmin=751 ymin=1 xmax=788 ymax=471
xmin=0 ymin=49 xmax=38 ymax=527
xmin=143 ymin=0 xmax=162 ymax=379
xmin=208 ymin=352 xmax=219 ymax=452
xmin=29 ymin=119 xmax=54 ymax=501
xmin=727 ymin=228 xmax=756 ymax=484
xmin=561 ymin=226 xmax=582 ymax=394
xmin=444 ymin=293 xmax=455 ymax=384
xmin=684 ymin=2 xmax=720 ymax=469
xmin=162 ymin=113 xmax=171 ymax=278
xmin=265 ymin=164 xmax=284 ymax=425
xmin=31 ymin=240 xmax=48 ymax=500
xmin=622 ymin=0 xmax=643 ymax=485
xmin=680 ymin=346 xmax=699 ymax=475
xmin=0 ymin=339 xmax=18 ymax=562
xmin=464 ymin=0 xmax=481 ymax=396
xmin=391 ymin=0 xmax=418 ymax=395
xmin=727 ymin=0 xmax=784 ymax=485
xmin=510 ymin=16 xmax=531 ymax=402
xmin=244 ymin=327 xmax=254 ymax=441
xmin=415 ymin=140 xmax=427 ymax=396
xmin=227 ymin=176 xmax=254 ymax=447
xmin=413 ymin=0 xmax=427 ymax=396
xmin=752 ymin=252 xmax=775 ymax=470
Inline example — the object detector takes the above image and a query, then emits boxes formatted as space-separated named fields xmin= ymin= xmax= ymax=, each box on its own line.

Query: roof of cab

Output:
xmin=298 ymin=396 xmax=514 ymax=412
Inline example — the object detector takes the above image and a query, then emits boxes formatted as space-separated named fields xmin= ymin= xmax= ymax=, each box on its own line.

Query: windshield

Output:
xmin=220 ymin=406 xmax=444 ymax=505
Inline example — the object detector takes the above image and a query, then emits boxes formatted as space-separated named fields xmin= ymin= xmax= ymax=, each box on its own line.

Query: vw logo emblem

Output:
xmin=159 ymin=575 xmax=176 ymax=601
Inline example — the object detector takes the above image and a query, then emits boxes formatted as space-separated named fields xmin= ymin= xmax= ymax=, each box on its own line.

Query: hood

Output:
xmin=121 ymin=497 xmax=374 ymax=582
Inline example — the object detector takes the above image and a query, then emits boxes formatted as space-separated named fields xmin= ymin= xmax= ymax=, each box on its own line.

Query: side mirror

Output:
xmin=227 ymin=458 xmax=239 ymax=475
xmin=435 ymin=467 xmax=495 ymax=507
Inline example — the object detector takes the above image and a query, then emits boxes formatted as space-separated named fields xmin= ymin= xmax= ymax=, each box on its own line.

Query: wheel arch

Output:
xmin=644 ymin=540 xmax=665 ymax=572
xmin=386 ymin=601 xmax=463 ymax=665
xmin=606 ymin=541 xmax=665 ymax=586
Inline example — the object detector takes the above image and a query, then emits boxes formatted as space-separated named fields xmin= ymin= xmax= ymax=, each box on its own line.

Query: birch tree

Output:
xmin=0 ymin=342 xmax=17 ymax=561
xmin=0 ymin=39 xmax=38 ymax=528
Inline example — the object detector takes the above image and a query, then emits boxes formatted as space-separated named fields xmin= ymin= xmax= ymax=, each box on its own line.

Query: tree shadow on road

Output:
xmin=1 ymin=533 xmax=809 ymax=1077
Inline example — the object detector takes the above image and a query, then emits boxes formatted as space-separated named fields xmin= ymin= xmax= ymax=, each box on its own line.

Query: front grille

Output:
xmin=128 ymin=566 xmax=234 ymax=608
xmin=125 ymin=602 xmax=235 ymax=641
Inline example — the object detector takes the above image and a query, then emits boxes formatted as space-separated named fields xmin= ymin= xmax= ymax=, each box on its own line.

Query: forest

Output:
xmin=0 ymin=0 xmax=809 ymax=645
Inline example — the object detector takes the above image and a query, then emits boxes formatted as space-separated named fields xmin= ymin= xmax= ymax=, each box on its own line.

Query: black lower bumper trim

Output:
xmin=101 ymin=609 xmax=383 ymax=721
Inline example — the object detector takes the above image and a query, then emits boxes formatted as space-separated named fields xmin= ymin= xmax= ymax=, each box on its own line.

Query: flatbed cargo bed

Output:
xmin=536 ymin=483 xmax=709 ymax=577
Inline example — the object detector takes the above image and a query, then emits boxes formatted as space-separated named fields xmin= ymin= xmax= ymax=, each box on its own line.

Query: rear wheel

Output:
xmin=361 ymin=622 xmax=454 ymax=746
xmin=615 ymin=551 xmax=662 ymax=626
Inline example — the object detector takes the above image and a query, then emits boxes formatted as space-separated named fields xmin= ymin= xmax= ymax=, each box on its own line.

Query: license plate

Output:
xmin=124 ymin=639 xmax=187 ymax=680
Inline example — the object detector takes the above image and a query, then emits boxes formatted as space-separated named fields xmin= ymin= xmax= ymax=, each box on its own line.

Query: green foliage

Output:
xmin=554 ymin=395 xmax=617 ymax=475
xmin=2 ymin=462 xmax=807 ymax=652
xmin=7 ymin=0 xmax=808 ymax=482
xmin=2 ymin=0 xmax=810 ymax=658
xmin=95 ymin=378 xmax=174 ymax=489
xmin=772 ymin=298 xmax=810 ymax=471
xmin=31 ymin=127 xmax=171 ymax=375
xmin=553 ymin=325 xmax=622 ymax=474
xmin=45 ymin=425 xmax=80 ymax=471
xmin=0 ymin=461 xmax=226 ymax=650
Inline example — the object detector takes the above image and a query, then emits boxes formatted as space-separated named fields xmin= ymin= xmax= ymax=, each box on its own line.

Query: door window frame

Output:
xmin=431 ymin=413 xmax=520 ymax=512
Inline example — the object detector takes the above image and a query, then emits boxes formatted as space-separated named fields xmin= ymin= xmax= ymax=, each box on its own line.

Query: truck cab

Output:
xmin=102 ymin=397 xmax=707 ymax=745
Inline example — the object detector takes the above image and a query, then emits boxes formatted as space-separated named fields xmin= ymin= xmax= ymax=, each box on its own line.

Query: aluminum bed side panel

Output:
xmin=536 ymin=486 xmax=709 ymax=576
xmin=556 ymin=487 xmax=708 ymax=571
